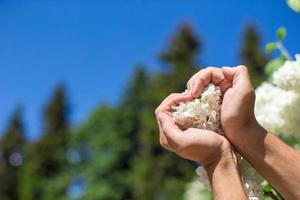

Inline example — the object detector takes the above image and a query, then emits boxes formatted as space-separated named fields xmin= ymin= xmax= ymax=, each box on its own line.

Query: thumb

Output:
xmin=158 ymin=113 xmax=182 ymax=145
xmin=222 ymin=65 xmax=253 ymax=90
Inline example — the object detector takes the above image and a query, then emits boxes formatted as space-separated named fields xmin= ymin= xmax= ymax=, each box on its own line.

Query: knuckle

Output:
xmin=169 ymin=93 xmax=178 ymax=98
xmin=238 ymin=65 xmax=248 ymax=72
xmin=243 ymin=87 xmax=255 ymax=100
xmin=154 ymin=107 xmax=160 ymax=116
xmin=187 ymin=80 xmax=193 ymax=89
xmin=175 ymin=143 xmax=187 ymax=153
xmin=206 ymin=66 xmax=217 ymax=71
xmin=159 ymin=138 xmax=168 ymax=148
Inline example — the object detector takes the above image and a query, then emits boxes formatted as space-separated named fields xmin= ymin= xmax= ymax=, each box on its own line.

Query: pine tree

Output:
xmin=241 ymin=24 xmax=269 ymax=87
xmin=64 ymin=66 xmax=150 ymax=200
xmin=160 ymin=24 xmax=200 ymax=91
xmin=0 ymin=107 xmax=26 ymax=200
xmin=130 ymin=24 xmax=202 ymax=200
xmin=19 ymin=84 xmax=69 ymax=200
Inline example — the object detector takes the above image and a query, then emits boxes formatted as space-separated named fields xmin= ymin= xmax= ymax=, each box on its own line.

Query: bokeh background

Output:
xmin=0 ymin=1 xmax=300 ymax=200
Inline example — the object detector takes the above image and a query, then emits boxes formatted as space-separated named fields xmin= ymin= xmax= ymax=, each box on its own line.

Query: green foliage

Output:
xmin=241 ymin=24 xmax=270 ymax=87
xmin=66 ymin=105 xmax=133 ymax=199
xmin=264 ymin=27 xmax=291 ymax=62
xmin=263 ymin=183 xmax=284 ymax=200
xmin=2 ymin=23 xmax=290 ymax=200
xmin=265 ymin=43 xmax=277 ymax=53
xmin=276 ymin=27 xmax=287 ymax=41
xmin=64 ymin=25 xmax=200 ymax=200
xmin=130 ymin=25 xmax=200 ymax=200
xmin=44 ymin=84 xmax=69 ymax=134
xmin=265 ymin=56 xmax=287 ymax=81
xmin=0 ymin=108 xmax=26 ymax=200
xmin=19 ymin=84 xmax=70 ymax=200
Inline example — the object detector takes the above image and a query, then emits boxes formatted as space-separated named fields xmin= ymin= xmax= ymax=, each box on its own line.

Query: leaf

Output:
xmin=287 ymin=0 xmax=300 ymax=13
xmin=265 ymin=56 xmax=287 ymax=81
xmin=277 ymin=27 xmax=287 ymax=41
xmin=263 ymin=183 xmax=273 ymax=192
xmin=265 ymin=43 xmax=277 ymax=53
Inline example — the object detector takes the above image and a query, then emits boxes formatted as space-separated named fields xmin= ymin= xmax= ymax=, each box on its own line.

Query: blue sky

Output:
xmin=1 ymin=0 xmax=300 ymax=140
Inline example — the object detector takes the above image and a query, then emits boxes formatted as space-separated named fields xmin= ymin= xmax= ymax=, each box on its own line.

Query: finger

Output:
xmin=155 ymin=93 xmax=191 ymax=152
xmin=187 ymin=69 xmax=206 ymax=92
xmin=159 ymin=132 xmax=173 ymax=151
xmin=188 ymin=67 xmax=230 ymax=97
xmin=186 ymin=67 xmax=219 ymax=90
xmin=158 ymin=120 xmax=174 ymax=151
xmin=158 ymin=112 xmax=183 ymax=148
xmin=155 ymin=92 xmax=193 ymax=115
xmin=222 ymin=65 xmax=253 ymax=91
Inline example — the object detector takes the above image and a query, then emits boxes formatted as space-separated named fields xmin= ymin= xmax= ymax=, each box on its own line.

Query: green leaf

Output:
xmin=265 ymin=56 xmax=287 ymax=81
xmin=263 ymin=183 xmax=273 ymax=192
xmin=265 ymin=43 xmax=277 ymax=53
xmin=277 ymin=27 xmax=287 ymax=41
xmin=287 ymin=0 xmax=300 ymax=13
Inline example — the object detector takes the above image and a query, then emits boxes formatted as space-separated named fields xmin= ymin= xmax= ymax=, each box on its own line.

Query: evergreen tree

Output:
xmin=19 ymin=84 xmax=69 ymax=200
xmin=65 ymin=66 xmax=150 ymax=200
xmin=130 ymin=24 xmax=202 ymax=200
xmin=241 ymin=24 xmax=269 ymax=87
xmin=0 ymin=107 xmax=26 ymax=200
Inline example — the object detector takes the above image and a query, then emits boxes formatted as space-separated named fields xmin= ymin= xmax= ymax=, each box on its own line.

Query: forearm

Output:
xmin=234 ymin=123 xmax=300 ymax=199
xmin=205 ymin=148 xmax=247 ymax=200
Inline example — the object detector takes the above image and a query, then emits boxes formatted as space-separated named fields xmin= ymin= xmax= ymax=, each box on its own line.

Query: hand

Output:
xmin=155 ymin=92 xmax=231 ymax=166
xmin=187 ymin=66 xmax=300 ymax=199
xmin=155 ymin=92 xmax=247 ymax=200
xmin=186 ymin=66 xmax=258 ymax=144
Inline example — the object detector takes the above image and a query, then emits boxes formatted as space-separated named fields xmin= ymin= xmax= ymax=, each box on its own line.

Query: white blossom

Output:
xmin=254 ymin=83 xmax=296 ymax=134
xmin=255 ymin=54 xmax=300 ymax=137
xmin=183 ymin=178 xmax=212 ymax=200
xmin=273 ymin=54 xmax=300 ymax=91
xmin=172 ymin=84 xmax=222 ymax=133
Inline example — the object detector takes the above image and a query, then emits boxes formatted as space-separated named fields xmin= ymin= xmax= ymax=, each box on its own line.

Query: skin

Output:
xmin=155 ymin=92 xmax=247 ymax=200
xmin=188 ymin=65 xmax=300 ymax=199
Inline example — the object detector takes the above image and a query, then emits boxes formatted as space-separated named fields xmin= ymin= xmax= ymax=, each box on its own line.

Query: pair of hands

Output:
xmin=155 ymin=65 xmax=257 ymax=167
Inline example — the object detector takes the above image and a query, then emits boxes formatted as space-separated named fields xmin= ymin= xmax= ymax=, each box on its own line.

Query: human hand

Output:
xmin=155 ymin=92 xmax=232 ymax=166
xmin=155 ymin=92 xmax=247 ymax=200
xmin=186 ymin=66 xmax=259 ymax=146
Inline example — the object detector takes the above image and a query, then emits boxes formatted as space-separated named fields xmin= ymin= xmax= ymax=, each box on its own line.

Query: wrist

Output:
xmin=229 ymin=121 xmax=268 ymax=160
xmin=204 ymin=146 xmax=247 ymax=200
xmin=228 ymin=120 xmax=266 ymax=149
xmin=204 ymin=145 xmax=237 ymax=174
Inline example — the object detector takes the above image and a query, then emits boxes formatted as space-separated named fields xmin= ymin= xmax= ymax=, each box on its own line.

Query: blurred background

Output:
xmin=0 ymin=1 xmax=300 ymax=200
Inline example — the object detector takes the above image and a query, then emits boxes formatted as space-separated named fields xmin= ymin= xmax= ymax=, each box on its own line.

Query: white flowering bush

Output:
xmin=255 ymin=54 xmax=300 ymax=137
xmin=173 ymin=84 xmax=264 ymax=200
xmin=183 ymin=178 xmax=212 ymax=200
xmin=273 ymin=55 xmax=300 ymax=91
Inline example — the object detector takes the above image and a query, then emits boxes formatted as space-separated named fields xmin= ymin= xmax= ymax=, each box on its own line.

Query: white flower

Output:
xmin=273 ymin=54 xmax=300 ymax=91
xmin=255 ymin=82 xmax=300 ymax=136
xmin=183 ymin=178 xmax=212 ymax=200
xmin=172 ymin=84 xmax=222 ymax=133
xmin=255 ymin=83 xmax=296 ymax=134
xmin=238 ymin=156 xmax=264 ymax=200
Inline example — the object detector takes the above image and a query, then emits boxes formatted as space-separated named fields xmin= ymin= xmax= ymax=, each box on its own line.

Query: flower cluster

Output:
xmin=273 ymin=54 xmax=300 ymax=91
xmin=173 ymin=84 xmax=263 ymax=200
xmin=183 ymin=178 xmax=212 ymax=200
xmin=255 ymin=54 xmax=300 ymax=136
xmin=172 ymin=84 xmax=222 ymax=133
